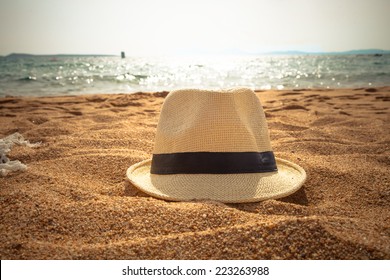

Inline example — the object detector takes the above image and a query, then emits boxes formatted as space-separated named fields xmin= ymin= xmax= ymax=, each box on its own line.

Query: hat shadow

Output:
xmin=123 ymin=181 xmax=150 ymax=198
xmin=277 ymin=187 xmax=309 ymax=205
xmin=227 ymin=187 xmax=309 ymax=212
xmin=226 ymin=187 xmax=309 ymax=214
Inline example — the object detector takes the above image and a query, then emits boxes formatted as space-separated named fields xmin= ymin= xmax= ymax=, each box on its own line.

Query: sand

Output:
xmin=0 ymin=87 xmax=389 ymax=259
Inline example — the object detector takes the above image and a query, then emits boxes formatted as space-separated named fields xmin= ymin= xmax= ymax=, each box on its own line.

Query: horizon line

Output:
xmin=2 ymin=48 xmax=390 ymax=57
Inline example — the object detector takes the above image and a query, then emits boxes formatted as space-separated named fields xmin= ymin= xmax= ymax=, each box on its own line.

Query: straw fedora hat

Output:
xmin=127 ymin=88 xmax=306 ymax=203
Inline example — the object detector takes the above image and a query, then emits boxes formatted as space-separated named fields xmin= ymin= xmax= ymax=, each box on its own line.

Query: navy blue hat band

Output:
xmin=151 ymin=151 xmax=277 ymax=174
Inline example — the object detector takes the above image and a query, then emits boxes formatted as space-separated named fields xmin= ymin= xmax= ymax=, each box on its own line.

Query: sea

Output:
xmin=0 ymin=54 xmax=389 ymax=97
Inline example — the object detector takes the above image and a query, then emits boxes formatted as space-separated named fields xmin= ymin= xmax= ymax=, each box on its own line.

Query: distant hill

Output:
xmin=5 ymin=53 xmax=116 ymax=59
xmin=336 ymin=49 xmax=390 ymax=55
xmin=265 ymin=49 xmax=390 ymax=55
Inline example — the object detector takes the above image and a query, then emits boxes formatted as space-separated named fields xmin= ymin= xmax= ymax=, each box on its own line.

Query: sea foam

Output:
xmin=0 ymin=133 xmax=41 ymax=176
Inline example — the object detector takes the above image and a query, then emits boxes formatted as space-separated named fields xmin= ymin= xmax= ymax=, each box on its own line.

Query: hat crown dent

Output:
xmin=153 ymin=88 xmax=273 ymax=154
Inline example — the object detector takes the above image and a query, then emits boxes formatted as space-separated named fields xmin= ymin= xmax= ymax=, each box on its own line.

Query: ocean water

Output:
xmin=0 ymin=54 xmax=389 ymax=97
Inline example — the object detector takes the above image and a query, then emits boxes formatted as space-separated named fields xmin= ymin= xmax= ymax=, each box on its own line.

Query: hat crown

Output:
xmin=153 ymin=88 xmax=272 ymax=154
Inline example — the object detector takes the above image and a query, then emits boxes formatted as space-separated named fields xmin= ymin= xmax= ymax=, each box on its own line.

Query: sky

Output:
xmin=0 ymin=0 xmax=389 ymax=56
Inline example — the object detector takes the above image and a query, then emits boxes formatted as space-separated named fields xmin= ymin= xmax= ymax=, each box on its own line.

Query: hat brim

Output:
xmin=126 ymin=158 xmax=306 ymax=203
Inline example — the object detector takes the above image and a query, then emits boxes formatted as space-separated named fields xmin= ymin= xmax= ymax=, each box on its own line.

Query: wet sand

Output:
xmin=0 ymin=87 xmax=389 ymax=259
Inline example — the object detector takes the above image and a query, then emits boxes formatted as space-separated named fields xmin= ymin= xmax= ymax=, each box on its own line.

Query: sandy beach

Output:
xmin=0 ymin=87 xmax=389 ymax=259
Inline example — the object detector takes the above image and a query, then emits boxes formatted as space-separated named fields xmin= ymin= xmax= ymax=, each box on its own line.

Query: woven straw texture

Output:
xmin=127 ymin=88 xmax=306 ymax=202
xmin=153 ymin=88 xmax=272 ymax=153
